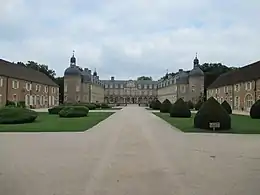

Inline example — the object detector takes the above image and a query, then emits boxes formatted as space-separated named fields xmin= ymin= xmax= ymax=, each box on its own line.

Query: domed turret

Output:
xmin=189 ymin=54 xmax=204 ymax=77
xmin=64 ymin=67 xmax=81 ymax=76
xmin=64 ymin=51 xmax=81 ymax=76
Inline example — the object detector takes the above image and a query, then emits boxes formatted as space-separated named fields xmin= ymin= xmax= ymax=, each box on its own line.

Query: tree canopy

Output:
xmin=137 ymin=76 xmax=152 ymax=81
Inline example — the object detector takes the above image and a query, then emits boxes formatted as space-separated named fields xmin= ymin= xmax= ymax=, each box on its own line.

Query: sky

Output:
xmin=1 ymin=0 xmax=260 ymax=80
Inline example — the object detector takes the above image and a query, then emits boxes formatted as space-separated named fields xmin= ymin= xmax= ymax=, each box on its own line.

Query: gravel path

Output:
xmin=0 ymin=106 xmax=260 ymax=195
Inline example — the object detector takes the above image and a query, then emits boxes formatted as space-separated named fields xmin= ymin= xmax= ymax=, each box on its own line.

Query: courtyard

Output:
xmin=0 ymin=106 xmax=260 ymax=195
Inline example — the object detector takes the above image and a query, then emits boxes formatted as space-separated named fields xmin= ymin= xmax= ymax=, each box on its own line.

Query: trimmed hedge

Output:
xmin=0 ymin=107 xmax=38 ymax=124
xmin=250 ymin=100 xmax=260 ymax=119
xmin=59 ymin=106 xmax=89 ymax=118
xmin=194 ymin=97 xmax=231 ymax=130
xmin=48 ymin=105 xmax=65 ymax=114
xmin=170 ymin=98 xmax=191 ymax=118
xmin=151 ymin=99 xmax=161 ymax=110
xmin=160 ymin=99 xmax=172 ymax=113
xmin=221 ymin=100 xmax=232 ymax=114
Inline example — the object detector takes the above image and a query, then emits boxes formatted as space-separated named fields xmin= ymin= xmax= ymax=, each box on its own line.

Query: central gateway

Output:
xmin=103 ymin=78 xmax=157 ymax=104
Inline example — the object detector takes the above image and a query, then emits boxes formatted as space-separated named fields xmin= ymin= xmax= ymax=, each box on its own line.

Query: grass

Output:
xmin=0 ymin=112 xmax=114 ymax=132
xmin=154 ymin=112 xmax=260 ymax=134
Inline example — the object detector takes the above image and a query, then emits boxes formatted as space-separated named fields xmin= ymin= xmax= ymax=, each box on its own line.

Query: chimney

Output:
xmin=84 ymin=68 xmax=88 ymax=72
xmin=88 ymin=70 xmax=91 ymax=75
xmin=179 ymin=69 xmax=183 ymax=72
xmin=111 ymin=76 xmax=115 ymax=81
xmin=97 ymin=76 xmax=99 ymax=80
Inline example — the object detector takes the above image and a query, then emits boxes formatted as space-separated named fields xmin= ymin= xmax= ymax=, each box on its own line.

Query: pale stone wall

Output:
xmin=207 ymin=79 xmax=260 ymax=112
xmin=91 ymin=84 xmax=104 ymax=103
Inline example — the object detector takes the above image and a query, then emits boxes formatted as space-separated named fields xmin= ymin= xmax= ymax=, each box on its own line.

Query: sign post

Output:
xmin=209 ymin=122 xmax=220 ymax=131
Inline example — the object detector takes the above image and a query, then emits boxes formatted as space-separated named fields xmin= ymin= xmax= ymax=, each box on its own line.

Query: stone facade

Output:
xmin=64 ymin=53 xmax=105 ymax=104
xmin=207 ymin=60 xmax=260 ymax=112
xmin=157 ymin=56 xmax=205 ymax=104
xmin=102 ymin=77 xmax=157 ymax=104
xmin=0 ymin=59 xmax=59 ymax=108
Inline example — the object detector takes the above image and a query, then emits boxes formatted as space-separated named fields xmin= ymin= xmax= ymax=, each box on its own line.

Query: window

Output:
xmin=121 ymin=84 xmax=123 ymax=88
xmin=36 ymin=84 xmax=41 ymax=92
xmin=215 ymin=88 xmax=219 ymax=94
xmin=115 ymin=84 xmax=118 ymax=88
xmin=36 ymin=95 xmax=40 ymax=105
xmin=235 ymin=84 xmax=240 ymax=92
xmin=25 ymin=94 xmax=30 ymax=106
xmin=105 ymin=84 xmax=108 ymax=88
xmin=0 ymin=78 xmax=3 ymax=87
xmin=76 ymin=85 xmax=80 ymax=92
xmin=110 ymin=84 xmax=113 ymax=88
xmin=12 ymin=94 xmax=17 ymax=102
xmin=191 ymin=86 xmax=195 ymax=92
xmin=64 ymin=95 xmax=67 ymax=101
xmin=245 ymin=82 xmax=252 ymax=91
xmin=224 ymin=86 xmax=228 ymax=93
xmin=0 ymin=94 xmax=2 ymax=104
xmin=149 ymin=84 xmax=152 ymax=89
xmin=220 ymin=97 xmax=224 ymax=103
xmin=144 ymin=85 xmax=147 ymax=89
xmin=174 ymin=86 xmax=177 ymax=92
xmin=181 ymin=86 xmax=185 ymax=93
xmin=45 ymin=86 xmax=48 ymax=93
xmin=235 ymin=96 xmax=240 ymax=109
xmin=12 ymin=80 xmax=19 ymax=89
xmin=64 ymin=83 xmax=67 ymax=92
xmin=138 ymin=84 xmax=141 ymax=89
xmin=52 ymin=87 xmax=56 ymax=93
xmin=76 ymin=95 xmax=80 ymax=101
xmin=245 ymin=94 xmax=254 ymax=110
xmin=26 ymin=83 xmax=32 ymax=91
xmin=41 ymin=95 xmax=44 ymax=106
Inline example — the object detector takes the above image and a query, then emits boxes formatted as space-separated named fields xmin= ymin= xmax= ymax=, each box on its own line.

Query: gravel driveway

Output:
xmin=0 ymin=106 xmax=260 ymax=195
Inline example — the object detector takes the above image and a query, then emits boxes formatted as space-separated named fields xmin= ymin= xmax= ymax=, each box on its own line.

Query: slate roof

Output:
xmin=208 ymin=60 xmax=260 ymax=89
xmin=0 ymin=59 xmax=58 ymax=86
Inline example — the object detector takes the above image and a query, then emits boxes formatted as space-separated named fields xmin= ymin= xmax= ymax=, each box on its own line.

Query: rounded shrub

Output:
xmin=48 ymin=105 xmax=65 ymax=114
xmin=84 ymin=103 xmax=96 ymax=110
xmin=221 ymin=100 xmax=232 ymax=114
xmin=250 ymin=100 xmax=260 ymax=119
xmin=194 ymin=97 xmax=231 ymax=130
xmin=0 ymin=107 xmax=38 ymax=124
xmin=160 ymin=99 xmax=172 ymax=113
xmin=59 ymin=106 xmax=89 ymax=118
xmin=195 ymin=100 xmax=204 ymax=110
xmin=170 ymin=98 xmax=191 ymax=118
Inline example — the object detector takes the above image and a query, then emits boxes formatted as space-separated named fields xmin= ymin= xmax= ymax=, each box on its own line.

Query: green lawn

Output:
xmin=0 ymin=112 xmax=114 ymax=132
xmin=154 ymin=112 xmax=260 ymax=134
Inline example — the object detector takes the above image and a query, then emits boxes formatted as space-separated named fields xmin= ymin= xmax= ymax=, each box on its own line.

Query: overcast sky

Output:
xmin=1 ymin=0 xmax=260 ymax=80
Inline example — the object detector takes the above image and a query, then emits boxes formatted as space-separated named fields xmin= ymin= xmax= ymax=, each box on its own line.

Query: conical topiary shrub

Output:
xmin=170 ymin=98 xmax=191 ymax=118
xmin=194 ymin=97 xmax=231 ymax=130
xmin=195 ymin=99 xmax=204 ymax=110
xmin=221 ymin=100 xmax=232 ymax=114
xmin=250 ymin=100 xmax=260 ymax=119
xmin=152 ymin=99 xmax=162 ymax=110
xmin=160 ymin=99 xmax=172 ymax=113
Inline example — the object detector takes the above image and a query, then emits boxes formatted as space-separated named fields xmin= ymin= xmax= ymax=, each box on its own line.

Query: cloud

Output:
xmin=0 ymin=0 xmax=260 ymax=80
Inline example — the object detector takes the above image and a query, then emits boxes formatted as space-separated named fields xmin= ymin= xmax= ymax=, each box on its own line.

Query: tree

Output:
xmin=18 ymin=61 xmax=56 ymax=80
xmin=137 ymin=76 xmax=152 ymax=81
xmin=55 ymin=77 xmax=64 ymax=104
